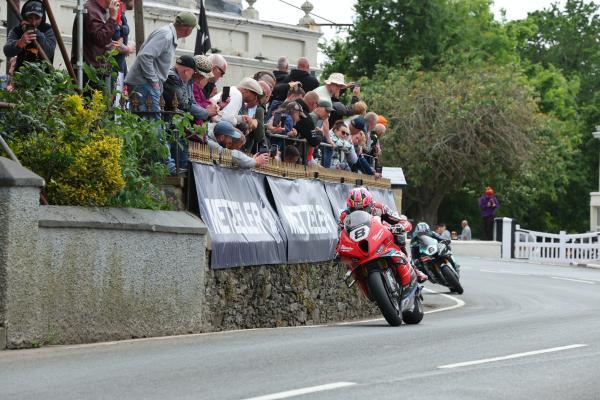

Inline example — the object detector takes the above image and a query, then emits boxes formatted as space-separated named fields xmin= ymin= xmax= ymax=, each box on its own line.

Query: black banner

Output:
xmin=192 ymin=164 xmax=286 ymax=269
xmin=267 ymin=177 xmax=339 ymax=263
xmin=368 ymin=187 xmax=398 ymax=212
xmin=323 ymin=182 xmax=353 ymax=221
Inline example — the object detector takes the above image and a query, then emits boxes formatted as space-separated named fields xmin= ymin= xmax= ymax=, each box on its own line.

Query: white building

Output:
xmin=0 ymin=0 xmax=322 ymax=86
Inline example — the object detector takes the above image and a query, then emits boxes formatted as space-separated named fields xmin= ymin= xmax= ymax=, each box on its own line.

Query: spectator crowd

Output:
xmin=3 ymin=0 xmax=389 ymax=176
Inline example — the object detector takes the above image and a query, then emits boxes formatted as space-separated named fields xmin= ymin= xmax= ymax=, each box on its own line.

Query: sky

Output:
xmin=251 ymin=0 xmax=566 ymax=65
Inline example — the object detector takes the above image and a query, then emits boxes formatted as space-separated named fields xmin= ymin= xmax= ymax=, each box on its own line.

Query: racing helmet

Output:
xmin=347 ymin=187 xmax=373 ymax=211
xmin=415 ymin=222 xmax=430 ymax=236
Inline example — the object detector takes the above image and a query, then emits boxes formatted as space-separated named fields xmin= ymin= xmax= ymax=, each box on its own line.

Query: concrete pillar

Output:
xmin=0 ymin=157 xmax=45 ymax=348
xmin=501 ymin=217 xmax=514 ymax=259
xmin=391 ymin=187 xmax=403 ymax=213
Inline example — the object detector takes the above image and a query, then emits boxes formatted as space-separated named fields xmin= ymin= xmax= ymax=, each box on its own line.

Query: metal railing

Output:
xmin=514 ymin=226 xmax=600 ymax=263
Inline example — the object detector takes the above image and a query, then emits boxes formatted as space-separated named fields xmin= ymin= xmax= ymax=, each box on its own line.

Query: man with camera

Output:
xmin=3 ymin=0 xmax=56 ymax=73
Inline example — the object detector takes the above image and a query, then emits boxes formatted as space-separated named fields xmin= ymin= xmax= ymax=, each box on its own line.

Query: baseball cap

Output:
xmin=176 ymin=11 xmax=200 ymax=29
xmin=176 ymin=55 xmax=197 ymax=72
xmin=214 ymin=121 xmax=242 ymax=139
xmin=317 ymin=99 xmax=334 ymax=112
xmin=22 ymin=1 xmax=44 ymax=17
xmin=285 ymin=101 xmax=307 ymax=118
xmin=350 ymin=116 xmax=366 ymax=132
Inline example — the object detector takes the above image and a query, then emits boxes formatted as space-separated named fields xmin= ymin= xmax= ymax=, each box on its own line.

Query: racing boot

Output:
xmin=414 ymin=267 xmax=428 ymax=283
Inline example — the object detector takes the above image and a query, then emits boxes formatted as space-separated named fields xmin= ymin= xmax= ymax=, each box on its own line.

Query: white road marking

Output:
xmin=242 ymin=382 xmax=357 ymax=400
xmin=551 ymin=276 xmax=595 ymax=285
xmin=423 ymin=288 xmax=466 ymax=314
xmin=438 ymin=344 xmax=588 ymax=369
xmin=480 ymin=269 xmax=531 ymax=276
xmin=336 ymin=288 xmax=466 ymax=325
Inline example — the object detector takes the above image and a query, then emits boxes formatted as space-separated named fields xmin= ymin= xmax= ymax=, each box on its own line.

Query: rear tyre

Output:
xmin=442 ymin=264 xmax=464 ymax=294
xmin=368 ymin=270 xmax=402 ymax=326
xmin=402 ymin=294 xmax=424 ymax=324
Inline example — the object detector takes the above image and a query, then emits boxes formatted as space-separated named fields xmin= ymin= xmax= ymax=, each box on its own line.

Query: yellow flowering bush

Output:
xmin=1 ymin=63 xmax=170 ymax=209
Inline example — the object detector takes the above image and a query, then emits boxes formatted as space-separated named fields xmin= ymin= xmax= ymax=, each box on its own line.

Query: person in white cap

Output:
xmin=211 ymin=77 xmax=263 ymax=125
xmin=314 ymin=72 xmax=347 ymax=103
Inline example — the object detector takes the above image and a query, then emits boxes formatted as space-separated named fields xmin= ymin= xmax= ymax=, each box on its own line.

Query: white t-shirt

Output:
xmin=211 ymin=86 xmax=243 ymax=125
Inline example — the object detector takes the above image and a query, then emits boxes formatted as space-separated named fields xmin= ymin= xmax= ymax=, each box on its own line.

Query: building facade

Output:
xmin=0 ymin=0 xmax=322 ymax=86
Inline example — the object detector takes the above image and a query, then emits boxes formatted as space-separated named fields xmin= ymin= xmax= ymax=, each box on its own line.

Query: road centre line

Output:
xmin=242 ymin=382 xmax=357 ymax=400
xmin=438 ymin=344 xmax=588 ymax=369
xmin=551 ymin=276 xmax=596 ymax=284
xmin=480 ymin=269 xmax=531 ymax=276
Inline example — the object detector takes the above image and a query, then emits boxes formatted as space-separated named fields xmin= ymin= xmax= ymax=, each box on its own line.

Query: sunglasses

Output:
xmin=339 ymin=130 xmax=350 ymax=136
xmin=216 ymin=66 xmax=226 ymax=76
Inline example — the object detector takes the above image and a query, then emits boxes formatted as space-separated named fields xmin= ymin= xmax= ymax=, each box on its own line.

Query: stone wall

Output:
xmin=202 ymin=261 xmax=379 ymax=332
xmin=0 ymin=157 xmax=382 ymax=349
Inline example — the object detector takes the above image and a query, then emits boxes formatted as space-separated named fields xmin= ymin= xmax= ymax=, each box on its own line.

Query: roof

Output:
xmin=382 ymin=167 xmax=407 ymax=187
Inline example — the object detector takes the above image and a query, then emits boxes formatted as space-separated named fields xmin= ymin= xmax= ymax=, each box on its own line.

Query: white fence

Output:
xmin=514 ymin=226 xmax=600 ymax=263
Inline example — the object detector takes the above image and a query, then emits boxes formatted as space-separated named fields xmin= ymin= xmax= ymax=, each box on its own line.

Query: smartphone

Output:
xmin=221 ymin=86 xmax=230 ymax=102
xmin=24 ymin=23 xmax=36 ymax=32
xmin=272 ymin=113 xmax=282 ymax=127
xmin=269 ymin=144 xmax=279 ymax=158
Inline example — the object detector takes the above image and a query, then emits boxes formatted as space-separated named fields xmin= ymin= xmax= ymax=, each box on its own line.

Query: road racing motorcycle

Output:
xmin=413 ymin=234 xmax=464 ymax=294
xmin=336 ymin=210 xmax=424 ymax=326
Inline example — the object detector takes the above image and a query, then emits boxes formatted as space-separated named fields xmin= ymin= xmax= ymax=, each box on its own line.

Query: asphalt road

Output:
xmin=1 ymin=257 xmax=600 ymax=400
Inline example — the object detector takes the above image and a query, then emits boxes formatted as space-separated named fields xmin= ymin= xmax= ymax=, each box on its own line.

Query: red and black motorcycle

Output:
xmin=336 ymin=210 xmax=424 ymax=326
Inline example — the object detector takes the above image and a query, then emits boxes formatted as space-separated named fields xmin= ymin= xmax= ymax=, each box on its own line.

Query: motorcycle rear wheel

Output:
xmin=368 ymin=270 xmax=402 ymax=326
xmin=442 ymin=264 xmax=464 ymax=294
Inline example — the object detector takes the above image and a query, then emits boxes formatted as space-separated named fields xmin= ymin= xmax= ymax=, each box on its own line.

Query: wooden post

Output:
xmin=41 ymin=0 xmax=79 ymax=87
xmin=134 ymin=0 xmax=145 ymax=54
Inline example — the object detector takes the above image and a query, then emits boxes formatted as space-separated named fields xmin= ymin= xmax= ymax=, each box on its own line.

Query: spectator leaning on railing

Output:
xmin=125 ymin=11 xmax=199 ymax=119
xmin=162 ymin=55 xmax=218 ymax=171
xmin=211 ymin=77 xmax=263 ymax=125
xmin=207 ymin=121 xmax=269 ymax=169
xmin=202 ymin=54 xmax=228 ymax=98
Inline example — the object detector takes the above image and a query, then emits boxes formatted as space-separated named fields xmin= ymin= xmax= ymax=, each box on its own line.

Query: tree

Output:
xmin=365 ymin=63 xmax=554 ymax=224
xmin=322 ymin=0 xmax=516 ymax=78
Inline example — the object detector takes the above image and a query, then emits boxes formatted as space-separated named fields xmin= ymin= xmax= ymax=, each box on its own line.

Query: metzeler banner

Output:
xmin=267 ymin=177 xmax=339 ymax=263
xmin=368 ymin=187 xmax=398 ymax=212
xmin=192 ymin=163 xmax=286 ymax=269
xmin=323 ymin=182 xmax=353 ymax=221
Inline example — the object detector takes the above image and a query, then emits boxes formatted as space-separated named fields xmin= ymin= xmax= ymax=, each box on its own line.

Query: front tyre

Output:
xmin=441 ymin=264 xmax=464 ymax=294
xmin=402 ymin=294 xmax=424 ymax=324
xmin=368 ymin=270 xmax=402 ymax=326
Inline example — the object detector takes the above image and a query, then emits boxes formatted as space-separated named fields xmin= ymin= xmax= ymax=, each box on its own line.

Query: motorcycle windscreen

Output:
xmin=418 ymin=235 xmax=439 ymax=255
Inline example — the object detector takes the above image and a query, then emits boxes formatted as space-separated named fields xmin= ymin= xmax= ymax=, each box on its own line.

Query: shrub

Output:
xmin=0 ymin=63 xmax=171 ymax=209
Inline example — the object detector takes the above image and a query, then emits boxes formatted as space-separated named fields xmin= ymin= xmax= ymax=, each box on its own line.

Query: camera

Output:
xmin=24 ymin=23 xmax=36 ymax=33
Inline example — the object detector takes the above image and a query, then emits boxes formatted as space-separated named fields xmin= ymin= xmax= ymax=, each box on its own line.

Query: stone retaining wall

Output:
xmin=0 ymin=157 xmax=380 ymax=349
xmin=202 ymin=261 xmax=379 ymax=332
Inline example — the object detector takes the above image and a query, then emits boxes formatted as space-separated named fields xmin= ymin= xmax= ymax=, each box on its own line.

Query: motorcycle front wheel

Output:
xmin=441 ymin=264 xmax=464 ymax=294
xmin=368 ymin=270 xmax=402 ymax=326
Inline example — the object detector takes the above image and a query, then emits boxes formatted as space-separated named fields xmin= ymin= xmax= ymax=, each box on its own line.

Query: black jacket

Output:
xmin=3 ymin=0 xmax=56 ymax=72
xmin=273 ymin=70 xmax=288 ymax=83
xmin=284 ymin=68 xmax=319 ymax=92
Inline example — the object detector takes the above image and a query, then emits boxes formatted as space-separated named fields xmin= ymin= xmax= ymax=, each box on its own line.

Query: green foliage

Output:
xmin=322 ymin=0 xmax=517 ymax=78
xmin=0 ymin=63 xmax=171 ymax=209
xmin=363 ymin=62 xmax=571 ymax=224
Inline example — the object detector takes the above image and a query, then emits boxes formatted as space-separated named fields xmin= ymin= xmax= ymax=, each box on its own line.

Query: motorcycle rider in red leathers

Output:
xmin=339 ymin=187 xmax=428 ymax=284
